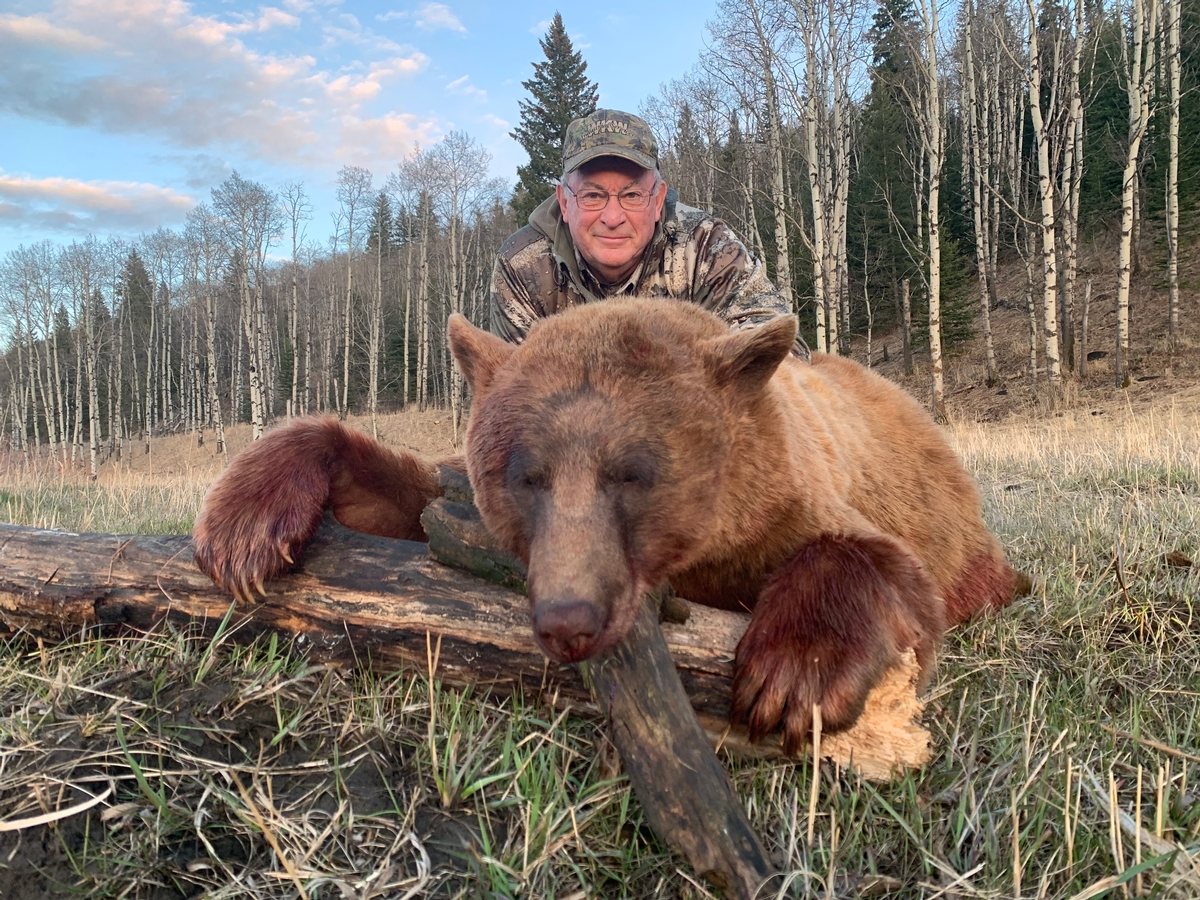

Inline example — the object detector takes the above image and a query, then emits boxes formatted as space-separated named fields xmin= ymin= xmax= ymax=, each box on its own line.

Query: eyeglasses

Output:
xmin=563 ymin=183 xmax=659 ymax=212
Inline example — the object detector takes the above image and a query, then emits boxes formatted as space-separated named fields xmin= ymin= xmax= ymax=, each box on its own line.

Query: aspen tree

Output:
xmin=335 ymin=166 xmax=372 ymax=417
xmin=710 ymin=0 xmax=794 ymax=310
xmin=902 ymin=0 xmax=947 ymax=418
xmin=1115 ymin=0 xmax=1158 ymax=387
xmin=963 ymin=0 xmax=998 ymax=383
xmin=1166 ymin=0 xmax=1180 ymax=348
xmin=1024 ymin=0 xmax=1062 ymax=390
xmin=281 ymin=182 xmax=311 ymax=420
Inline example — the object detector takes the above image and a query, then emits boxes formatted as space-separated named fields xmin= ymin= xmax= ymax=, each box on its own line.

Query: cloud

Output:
xmin=150 ymin=152 xmax=232 ymax=190
xmin=0 ymin=0 xmax=439 ymax=173
xmin=376 ymin=3 xmax=463 ymax=32
xmin=445 ymin=74 xmax=486 ymax=101
xmin=254 ymin=7 xmax=301 ymax=30
xmin=414 ymin=3 xmax=464 ymax=32
xmin=0 ymin=172 xmax=194 ymax=233
xmin=0 ymin=13 xmax=105 ymax=52
xmin=337 ymin=111 xmax=440 ymax=163
xmin=482 ymin=113 xmax=510 ymax=130
xmin=529 ymin=18 xmax=551 ymax=35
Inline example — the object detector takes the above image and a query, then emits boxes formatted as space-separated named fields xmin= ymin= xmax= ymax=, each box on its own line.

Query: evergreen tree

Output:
xmin=366 ymin=191 xmax=396 ymax=258
xmin=117 ymin=249 xmax=153 ymax=366
xmin=510 ymin=12 xmax=599 ymax=225
xmin=849 ymin=0 xmax=922 ymax=329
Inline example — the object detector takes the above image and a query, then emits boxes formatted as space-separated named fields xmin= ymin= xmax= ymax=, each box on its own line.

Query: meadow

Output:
xmin=0 ymin=400 xmax=1197 ymax=899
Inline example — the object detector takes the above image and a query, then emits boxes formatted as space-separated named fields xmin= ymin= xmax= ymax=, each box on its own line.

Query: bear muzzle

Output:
xmin=533 ymin=600 xmax=608 ymax=662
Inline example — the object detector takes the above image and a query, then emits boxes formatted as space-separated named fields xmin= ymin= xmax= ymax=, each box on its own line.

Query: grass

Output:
xmin=1 ymin=404 xmax=1198 ymax=899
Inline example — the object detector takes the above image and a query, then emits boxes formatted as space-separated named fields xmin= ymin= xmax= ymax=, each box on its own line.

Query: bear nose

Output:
xmin=534 ymin=601 xmax=606 ymax=662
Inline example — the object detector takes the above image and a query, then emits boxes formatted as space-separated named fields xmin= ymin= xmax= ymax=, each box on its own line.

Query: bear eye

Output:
xmin=603 ymin=457 xmax=656 ymax=490
xmin=506 ymin=452 xmax=549 ymax=493
xmin=520 ymin=471 xmax=548 ymax=490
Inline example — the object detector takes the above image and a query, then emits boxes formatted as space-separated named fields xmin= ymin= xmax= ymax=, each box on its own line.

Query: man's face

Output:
xmin=556 ymin=158 xmax=667 ymax=286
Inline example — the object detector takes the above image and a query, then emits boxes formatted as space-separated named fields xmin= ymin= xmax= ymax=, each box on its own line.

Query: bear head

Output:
xmin=448 ymin=298 xmax=797 ymax=663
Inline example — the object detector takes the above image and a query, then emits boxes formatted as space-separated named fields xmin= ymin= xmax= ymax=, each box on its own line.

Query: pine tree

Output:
xmin=849 ymin=0 xmax=921 ymax=365
xmin=510 ymin=12 xmax=598 ymax=225
xmin=366 ymin=191 xmax=396 ymax=258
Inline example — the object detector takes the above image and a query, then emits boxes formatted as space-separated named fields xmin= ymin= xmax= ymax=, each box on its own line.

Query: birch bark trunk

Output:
xmin=1166 ymin=0 xmax=1180 ymax=348
xmin=1115 ymin=0 xmax=1158 ymax=387
xmin=1025 ymin=0 xmax=1062 ymax=390
xmin=964 ymin=0 xmax=998 ymax=384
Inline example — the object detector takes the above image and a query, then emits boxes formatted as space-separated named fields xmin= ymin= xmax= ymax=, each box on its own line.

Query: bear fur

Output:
xmin=193 ymin=298 xmax=1021 ymax=752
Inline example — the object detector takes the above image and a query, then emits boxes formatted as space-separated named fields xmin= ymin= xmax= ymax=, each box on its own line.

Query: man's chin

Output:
xmin=585 ymin=252 xmax=639 ymax=283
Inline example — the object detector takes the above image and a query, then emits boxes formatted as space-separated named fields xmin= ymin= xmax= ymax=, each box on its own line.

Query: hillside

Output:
xmin=862 ymin=231 xmax=1200 ymax=423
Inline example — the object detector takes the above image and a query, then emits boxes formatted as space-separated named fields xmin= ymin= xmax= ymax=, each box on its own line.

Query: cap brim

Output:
xmin=563 ymin=146 xmax=657 ymax=176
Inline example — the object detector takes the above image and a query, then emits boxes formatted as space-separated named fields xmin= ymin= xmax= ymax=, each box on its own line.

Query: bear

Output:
xmin=193 ymin=297 xmax=1023 ymax=753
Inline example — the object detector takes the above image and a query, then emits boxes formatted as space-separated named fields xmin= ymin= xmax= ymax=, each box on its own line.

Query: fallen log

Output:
xmin=0 ymin=515 xmax=932 ymax=898
xmin=0 ymin=519 xmax=930 ymax=782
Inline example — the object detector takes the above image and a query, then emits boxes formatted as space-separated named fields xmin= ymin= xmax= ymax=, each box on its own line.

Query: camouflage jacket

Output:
xmin=490 ymin=191 xmax=808 ymax=359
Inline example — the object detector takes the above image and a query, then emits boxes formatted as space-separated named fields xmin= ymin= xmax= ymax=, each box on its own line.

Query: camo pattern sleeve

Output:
xmin=489 ymin=225 xmax=581 ymax=344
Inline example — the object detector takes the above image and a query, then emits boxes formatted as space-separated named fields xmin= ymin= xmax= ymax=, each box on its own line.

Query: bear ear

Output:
xmin=701 ymin=316 xmax=797 ymax=395
xmin=448 ymin=313 xmax=516 ymax=396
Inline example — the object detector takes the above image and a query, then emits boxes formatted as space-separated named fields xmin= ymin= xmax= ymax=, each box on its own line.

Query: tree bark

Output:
xmin=1166 ymin=0 xmax=1180 ymax=348
xmin=579 ymin=595 xmax=777 ymax=899
xmin=1025 ymin=0 xmax=1062 ymax=390
xmin=1115 ymin=0 xmax=1158 ymax=387
xmin=964 ymin=0 xmax=998 ymax=385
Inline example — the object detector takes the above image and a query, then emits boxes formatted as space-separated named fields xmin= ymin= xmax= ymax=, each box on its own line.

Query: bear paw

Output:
xmin=192 ymin=420 xmax=339 ymax=602
xmin=730 ymin=533 xmax=944 ymax=755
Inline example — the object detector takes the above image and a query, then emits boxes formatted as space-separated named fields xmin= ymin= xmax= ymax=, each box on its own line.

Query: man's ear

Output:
xmin=448 ymin=314 xmax=516 ymax=397
xmin=701 ymin=316 xmax=797 ymax=395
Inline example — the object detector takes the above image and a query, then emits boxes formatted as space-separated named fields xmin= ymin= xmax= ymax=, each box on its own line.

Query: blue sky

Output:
xmin=0 ymin=0 xmax=713 ymax=255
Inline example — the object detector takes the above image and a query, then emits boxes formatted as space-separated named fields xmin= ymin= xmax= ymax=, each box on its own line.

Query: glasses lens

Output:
xmin=618 ymin=190 xmax=652 ymax=210
xmin=576 ymin=190 xmax=609 ymax=210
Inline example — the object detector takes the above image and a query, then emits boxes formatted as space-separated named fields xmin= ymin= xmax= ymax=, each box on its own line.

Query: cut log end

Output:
xmin=699 ymin=650 xmax=930 ymax=782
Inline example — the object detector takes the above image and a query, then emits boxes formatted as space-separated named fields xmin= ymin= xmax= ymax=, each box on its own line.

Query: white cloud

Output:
xmin=529 ymin=18 xmax=551 ymax=35
xmin=414 ymin=3 xmax=464 ymax=32
xmin=0 ymin=13 xmax=105 ymax=51
xmin=149 ymin=152 xmax=232 ymax=190
xmin=0 ymin=172 xmax=194 ymax=233
xmin=0 ymin=0 xmax=439 ymax=173
xmin=482 ymin=113 xmax=509 ymax=130
xmin=445 ymin=74 xmax=486 ymax=101
xmin=255 ymin=7 xmax=301 ymax=30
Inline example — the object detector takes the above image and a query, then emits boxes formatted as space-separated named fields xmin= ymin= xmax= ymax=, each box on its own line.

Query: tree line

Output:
xmin=0 ymin=133 xmax=509 ymax=474
xmin=1 ymin=0 xmax=1197 ymax=469
xmin=643 ymin=0 xmax=1197 ymax=413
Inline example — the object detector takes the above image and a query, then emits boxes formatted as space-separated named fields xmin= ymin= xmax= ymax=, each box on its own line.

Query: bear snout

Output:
xmin=533 ymin=600 xmax=608 ymax=662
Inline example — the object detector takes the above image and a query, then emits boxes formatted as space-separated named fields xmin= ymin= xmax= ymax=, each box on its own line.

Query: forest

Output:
xmin=1 ymin=0 xmax=1196 ymax=476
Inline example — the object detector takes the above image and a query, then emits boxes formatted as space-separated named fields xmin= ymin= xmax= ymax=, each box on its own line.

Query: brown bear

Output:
xmin=193 ymin=297 xmax=1022 ymax=753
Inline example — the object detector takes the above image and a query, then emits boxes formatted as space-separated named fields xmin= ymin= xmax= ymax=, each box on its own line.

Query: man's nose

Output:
xmin=598 ymin=195 xmax=628 ymax=225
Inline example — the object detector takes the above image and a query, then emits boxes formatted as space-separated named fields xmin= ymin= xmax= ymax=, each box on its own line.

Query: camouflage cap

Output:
xmin=562 ymin=109 xmax=659 ymax=177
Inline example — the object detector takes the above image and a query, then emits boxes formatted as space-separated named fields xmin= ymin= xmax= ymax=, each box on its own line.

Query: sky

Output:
xmin=0 ymin=0 xmax=714 ymax=256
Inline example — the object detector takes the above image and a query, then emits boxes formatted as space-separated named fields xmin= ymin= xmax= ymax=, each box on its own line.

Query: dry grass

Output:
xmin=1 ymin=401 xmax=1198 ymax=899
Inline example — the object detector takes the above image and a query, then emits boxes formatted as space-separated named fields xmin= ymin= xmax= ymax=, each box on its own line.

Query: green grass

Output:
xmin=1 ymin=407 xmax=1199 ymax=898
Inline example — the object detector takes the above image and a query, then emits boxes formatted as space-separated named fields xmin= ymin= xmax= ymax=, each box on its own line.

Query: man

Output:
xmin=491 ymin=109 xmax=807 ymax=358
